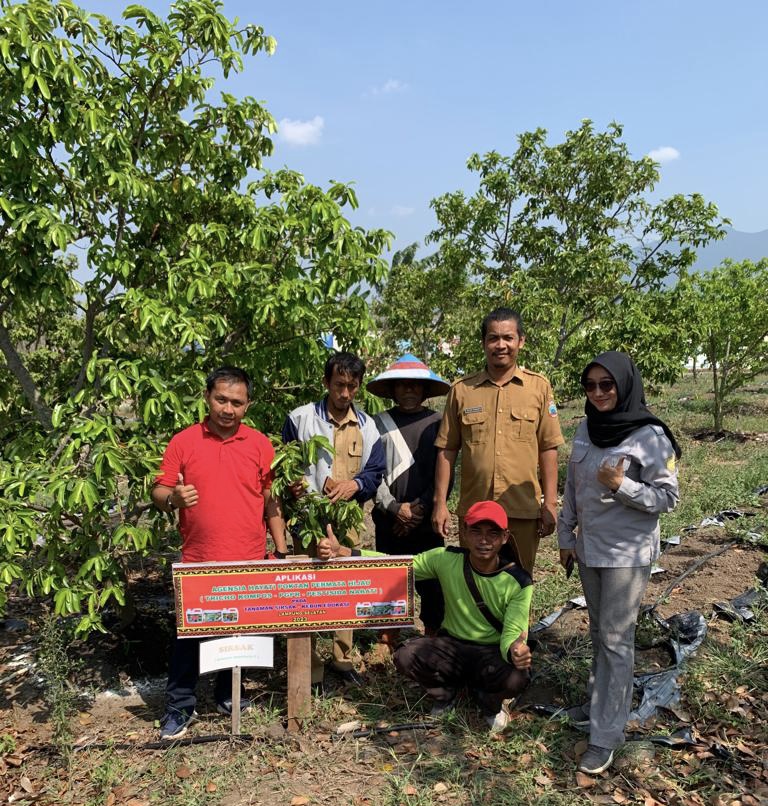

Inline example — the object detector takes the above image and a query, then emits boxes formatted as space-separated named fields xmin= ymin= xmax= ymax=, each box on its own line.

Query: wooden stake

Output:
xmin=286 ymin=632 xmax=312 ymax=732
xmin=231 ymin=665 xmax=241 ymax=735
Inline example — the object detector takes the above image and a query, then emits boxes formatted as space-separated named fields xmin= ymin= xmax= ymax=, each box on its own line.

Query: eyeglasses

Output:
xmin=582 ymin=380 xmax=616 ymax=394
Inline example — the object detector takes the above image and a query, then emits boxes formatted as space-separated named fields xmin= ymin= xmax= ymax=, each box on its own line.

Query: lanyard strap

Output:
xmin=462 ymin=553 xmax=504 ymax=634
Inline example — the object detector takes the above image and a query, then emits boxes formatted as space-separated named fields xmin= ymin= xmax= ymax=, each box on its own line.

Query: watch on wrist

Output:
xmin=166 ymin=494 xmax=177 ymax=511
xmin=273 ymin=549 xmax=287 ymax=559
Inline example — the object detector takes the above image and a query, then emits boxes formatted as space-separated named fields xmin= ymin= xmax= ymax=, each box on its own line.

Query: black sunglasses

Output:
xmin=582 ymin=380 xmax=616 ymax=393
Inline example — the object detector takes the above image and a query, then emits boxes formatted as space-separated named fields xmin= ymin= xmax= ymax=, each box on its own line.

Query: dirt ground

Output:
xmin=0 ymin=511 xmax=766 ymax=805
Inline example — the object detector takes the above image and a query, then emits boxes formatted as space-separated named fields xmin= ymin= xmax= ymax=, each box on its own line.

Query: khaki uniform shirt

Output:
xmin=328 ymin=407 xmax=363 ymax=484
xmin=327 ymin=407 xmax=363 ymax=547
xmin=435 ymin=367 xmax=564 ymax=519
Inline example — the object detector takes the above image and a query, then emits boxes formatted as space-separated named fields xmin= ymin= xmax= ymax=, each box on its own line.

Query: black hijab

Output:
xmin=582 ymin=351 xmax=682 ymax=458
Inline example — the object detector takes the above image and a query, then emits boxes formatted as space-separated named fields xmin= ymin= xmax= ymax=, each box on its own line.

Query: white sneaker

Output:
xmin=485 ymin=706 xmax=510 ymax=733
xmin=578 ymin=744 xmax=615 ymax=774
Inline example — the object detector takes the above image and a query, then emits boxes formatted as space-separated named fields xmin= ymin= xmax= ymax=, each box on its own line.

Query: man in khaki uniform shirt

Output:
xmin=281 ymin=352 xmax=386 ymax=688
xmin=433 ymin=309 xmax=563 ymax=573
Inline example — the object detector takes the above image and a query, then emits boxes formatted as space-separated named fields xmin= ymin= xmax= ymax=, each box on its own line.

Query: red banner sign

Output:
xmin=172 ymin=556 xmax=414 ymax=637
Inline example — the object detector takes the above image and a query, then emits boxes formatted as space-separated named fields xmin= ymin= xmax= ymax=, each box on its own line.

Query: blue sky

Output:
xmin=97 ymin=0 xmax=768 ymax=252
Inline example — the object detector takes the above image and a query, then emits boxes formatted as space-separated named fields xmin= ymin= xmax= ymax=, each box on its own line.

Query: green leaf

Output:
xmin=54 ymin=587 xmax=80 ymax=616
xmin=35 ymin=74 xmax=51 ymax=99
xmin=0 ymin=0 xmax=389 ymax=636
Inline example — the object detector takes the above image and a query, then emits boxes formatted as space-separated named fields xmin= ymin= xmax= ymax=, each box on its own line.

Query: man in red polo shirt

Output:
xmin=152 ymin=366 xmax=288 ymax=739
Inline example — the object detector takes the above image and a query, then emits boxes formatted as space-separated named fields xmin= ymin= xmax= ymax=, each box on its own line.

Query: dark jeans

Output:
xmin=393 ymin=633 xmax=529 ymax=715
xmin=166 ymin=635 xmax=242 ymax=714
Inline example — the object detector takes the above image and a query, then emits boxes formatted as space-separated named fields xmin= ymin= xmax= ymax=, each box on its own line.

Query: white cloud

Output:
xmin=391 ymin=205 xmax=415 ymax=217
xmin=382 ymin=79 xmax=407 ymax=93
xmin=647 ymin=146 xmax=680 ymax=163
xmin=367 ymin=78 xmax=409 ymax=96
xmin=278 ymin=116 xmax=324 ymax=146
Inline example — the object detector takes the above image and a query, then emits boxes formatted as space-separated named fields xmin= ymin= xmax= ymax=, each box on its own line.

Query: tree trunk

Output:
xmin=713 ymin=389 xmax=723 ymax=434
xmin=707 ymin=333 xmax=727 ymax=434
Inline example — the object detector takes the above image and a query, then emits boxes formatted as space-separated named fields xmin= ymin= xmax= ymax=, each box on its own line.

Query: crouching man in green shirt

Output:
xmin=318 ymin=500 xmax=532 ymax=732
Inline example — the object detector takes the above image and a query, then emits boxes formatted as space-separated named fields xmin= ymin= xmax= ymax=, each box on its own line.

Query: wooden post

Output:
xmin=286 ymin=632 xmax=312 ymax=732
xmin=231 ymin=665 xmax=241 ymax=735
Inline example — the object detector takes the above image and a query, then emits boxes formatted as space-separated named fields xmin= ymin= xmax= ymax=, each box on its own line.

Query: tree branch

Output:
xmin=632 ymin=235 xmax=669 ymax=282
xmin=26 ymin=502 xmax=83 ymax=529
xmin=122 ymin=501 xmax=153 ymax=525
xmin=552 ymin=307 xmax=570 ymax=368
xmin=0 ymin=315 xmax=53 ymax=432
xmin=72 ymin=278 xmax=118 ymax=397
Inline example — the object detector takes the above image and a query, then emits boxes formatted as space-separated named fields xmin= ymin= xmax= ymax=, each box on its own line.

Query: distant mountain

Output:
xmin=691 ymin=228 xmax=768 ymax=272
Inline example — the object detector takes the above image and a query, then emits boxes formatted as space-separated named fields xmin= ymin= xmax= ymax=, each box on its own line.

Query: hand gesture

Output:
xmin=288 ymin=479 xmax=307 ymax=499
xmin=597 ymin=457 xmax=626 ymax=493
xmin=317 ymin=523 xmax=342 ymax=561
xmin=174 ymin=472 xmax=199 ymax=508
xmin=432 ymin=501 xmax=451 ymax=538
xmin=395 ymin=501 xmax=416 ymax=529
xmin=392 ymin=520 xmax=411 ymax=537
xmin=559 ymin=548 xmax=576 ymax=577
xmin=537 ymin=501 xmax=557 ymax=537
xmin=509 ymin=632 xmax=532 ymax=670
xmin=324 ymin=478 xmax=359 ymax=502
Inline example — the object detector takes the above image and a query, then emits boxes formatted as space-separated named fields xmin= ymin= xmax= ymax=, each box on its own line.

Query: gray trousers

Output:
xmin=579 ymin=563 xmax=651 ymax=750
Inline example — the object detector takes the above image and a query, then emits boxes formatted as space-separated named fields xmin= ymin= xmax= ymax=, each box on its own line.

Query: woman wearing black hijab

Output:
xmin=557 ymin=352 xmax=681 ymax=775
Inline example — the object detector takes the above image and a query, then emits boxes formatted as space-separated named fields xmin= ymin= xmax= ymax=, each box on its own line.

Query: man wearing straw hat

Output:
xmin=367 ymin=354 xmax=451 ymax=652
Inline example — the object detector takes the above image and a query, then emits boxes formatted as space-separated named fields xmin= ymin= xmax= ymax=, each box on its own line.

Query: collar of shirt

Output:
xmin=479 ymin=366 xmax=525 ymax=387
xmin=201 ymin=417 xmax=247 ymax=442
xmin=322 ymin=398 xmax=360 ymax=428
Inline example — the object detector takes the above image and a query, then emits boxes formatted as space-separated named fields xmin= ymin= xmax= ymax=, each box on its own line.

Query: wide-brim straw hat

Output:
xmin=367 ymin=353 xmax=451 ymax=399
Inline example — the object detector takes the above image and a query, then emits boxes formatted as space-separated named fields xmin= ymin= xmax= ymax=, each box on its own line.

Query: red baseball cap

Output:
xmin=464 ymin=501 xmax=507 ymax=531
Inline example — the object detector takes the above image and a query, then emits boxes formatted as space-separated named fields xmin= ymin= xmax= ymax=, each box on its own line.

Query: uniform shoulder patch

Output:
xmin=666 ymin=455 xmax=676 ymax=471
xmin=547 ymin=400 xmax=558 ymax=417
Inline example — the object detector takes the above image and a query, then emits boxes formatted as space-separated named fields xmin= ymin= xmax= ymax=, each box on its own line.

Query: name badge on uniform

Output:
xmin=463 ymin=406 xmax=483 ymax=414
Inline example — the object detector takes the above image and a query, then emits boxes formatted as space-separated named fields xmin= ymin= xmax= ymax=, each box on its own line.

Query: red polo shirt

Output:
xmin=156 ymin=419 xmax=274 ymax=562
